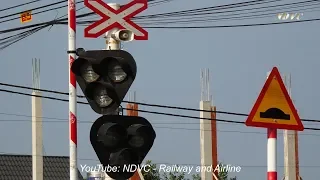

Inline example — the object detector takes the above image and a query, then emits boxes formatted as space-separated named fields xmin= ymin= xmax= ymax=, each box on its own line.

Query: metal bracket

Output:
xmin=118 ymin=105 xmax=124 ymax=115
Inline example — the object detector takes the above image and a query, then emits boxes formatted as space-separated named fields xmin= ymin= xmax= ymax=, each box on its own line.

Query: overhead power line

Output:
xmin=1 ymin=116 xmax=320 ymax=136
xmin=0 ymin=82 xmax=318 ymax=122
xmin=0 ymin=0 xmax=68 ymax=20
xmin=1 ymin=0 xmax=319 ymax=50
xmin=0 ymin=0 xmax=175 ymax=49
xmin=0 ymin=0 xmax=318 ymax=49
xmin=131 ymin=1 xmax=320 ymax=25
xmin=1 ymin=12 xmax=318 ymax=35
xmin=0 ymin=0 xmax=316 ymax=33
xmin=0 ymin=84 xmax=319 ymax=131
xmin=0 ymin=0 xmax=173 ymax=25
xmin=0 ymin=87 xmax=242 ymax=124
xmin=0 ymin=0 xmax=44 ymax=12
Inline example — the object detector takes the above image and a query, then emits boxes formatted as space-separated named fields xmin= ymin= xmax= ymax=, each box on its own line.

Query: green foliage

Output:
xmin=217 ymin=162 xmax=228 ymax=180
xmin=141 ymin=160 xmax=237 ymax=180
xmin=163 ymin=171 xmax=186 ymax=180
xmin=141 ymin=160 xmax=161 ymax=180
xmin=191 ymin=173 xmax=201 ymax=180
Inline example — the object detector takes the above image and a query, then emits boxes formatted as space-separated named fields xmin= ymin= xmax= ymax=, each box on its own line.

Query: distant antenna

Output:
xmin=200 ymin=68 xmax=210 ymax=101
xmin=32 ymin=58 xmax=40 ymax=91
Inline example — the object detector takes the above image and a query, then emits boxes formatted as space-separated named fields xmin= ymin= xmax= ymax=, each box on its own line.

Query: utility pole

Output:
xmin=283 ymin=74 xmax=302 ymax=180
xmin=32 ymin=58 xmax=43 ymax=180
xmin=200 ymin=69 xmax=217 ymax=180
xmin=67 ymin=0 xmax=77 ymax=179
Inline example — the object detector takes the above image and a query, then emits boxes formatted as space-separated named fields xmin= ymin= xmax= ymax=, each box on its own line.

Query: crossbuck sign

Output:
xmin=84 ymin=0 xmax=148 ymax=40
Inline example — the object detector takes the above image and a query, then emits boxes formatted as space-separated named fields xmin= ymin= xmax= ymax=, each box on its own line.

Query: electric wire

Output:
xmin=0 ymin=86 xmax=319 ymax=131
xmin=1 ymin=117 xmax=320 ymax=136
xmin=0 ymin=4 xmax=89 ymax=51
xmin=0 ymin=0 xmax=68 ymax=20
xmin=0 ymin=0 xmax=43 ymax=12
xmin=0 ymin=0 xmax=175 ymax=49
xmin=0 ymin=0 xmax=318 ymax=35
xmin=0 ymin=0 xmax=173 ymax=25
xmin=134 ymin=0 xmax=302 ymax=19
xmin=0 ymin=25 xmax=47 ymax=49
xmin=0 ymin=2 xmax=83 ymax=24
xmin=0 ymin=0 xmax=315 ymax=33
xmin=132 ymin=1 xmax=320 ymax=25
xmin=0 ymin=82 xmax=318 ymax=123
xmin=1 ymin=0 xmax=319 ymax=50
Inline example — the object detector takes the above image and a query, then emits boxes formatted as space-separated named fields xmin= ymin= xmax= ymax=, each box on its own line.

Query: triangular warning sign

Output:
xmin=245 ymin=67 xmax=304 ymax=131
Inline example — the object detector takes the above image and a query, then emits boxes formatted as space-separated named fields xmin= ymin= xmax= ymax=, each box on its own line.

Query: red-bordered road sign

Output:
xmin=84 ymin=0 xmax=148 ymax=40
xmin=245 ymin=67 xmax=304 ymax=131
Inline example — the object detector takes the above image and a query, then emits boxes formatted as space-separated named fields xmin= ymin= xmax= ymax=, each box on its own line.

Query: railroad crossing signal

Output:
xmin=245 ymin=67 xmax=304 ymax=131
xmin=71 ymin=48 xmax=137 ymax=114
xmin=72 ymin=48 xmax=156 ymax=179
xmin=84 ymin=0 xmax=148 ymax=40
xmin=90 ymin=115 xmax=156 ymax=179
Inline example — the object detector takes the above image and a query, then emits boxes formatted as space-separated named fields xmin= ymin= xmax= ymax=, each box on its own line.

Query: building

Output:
xmin=0 ymin=154 xmax=84 ymax=179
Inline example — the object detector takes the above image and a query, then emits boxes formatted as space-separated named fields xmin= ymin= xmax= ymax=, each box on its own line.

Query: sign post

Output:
xmin=68 ymin=0 xmax=77 ymax=180
xmin=245 ymin=67 xmax=304 ymax=180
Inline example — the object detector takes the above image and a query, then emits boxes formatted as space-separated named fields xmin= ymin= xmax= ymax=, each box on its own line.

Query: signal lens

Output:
xmin=93 ymin=85 xmax=113 ymax=107
xmin=97 ymin=123 xmax=126 ymax=148
xmin=108 ymin=61 xmax=127 ymax=83
xmin=80 ymin=62 xmax=100 ymax=83
xmin=128 ymin=124 xmax=154 ymax=149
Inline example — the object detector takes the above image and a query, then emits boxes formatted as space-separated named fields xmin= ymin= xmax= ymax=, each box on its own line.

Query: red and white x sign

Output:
xmin=84 ymin=0 xmax=148 ymax=40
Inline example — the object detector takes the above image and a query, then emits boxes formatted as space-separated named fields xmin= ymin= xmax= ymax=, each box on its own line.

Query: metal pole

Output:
xmin=267 ymin=128 xmax=277 ymax=180
xmin=68 ymin=0 xmax=77 ymax=179
xmin=266 ymin=72 xmax=277 ymax=180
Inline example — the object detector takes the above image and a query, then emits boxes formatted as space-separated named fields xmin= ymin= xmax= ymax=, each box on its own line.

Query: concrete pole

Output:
xmin=199 ymin=69 xmax=214 ymax=180
xmin=200 ymin=101 xmax=213 ymax=180
xmin=283 ymin=74 xmax=297 ymax=180
xmin=32 ymin=58 xmax=43 ymax=180
xmin=211 ymin=106 xmax=218 ymax=178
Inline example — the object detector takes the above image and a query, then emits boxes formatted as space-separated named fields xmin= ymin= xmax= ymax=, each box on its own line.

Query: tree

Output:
xmin=162 ymin=171 xmax=186 ymax=180
xmin=141 ymin=160 xmax=161 ymax=180
xmin=217 ymin=162 xmax=228 ymax=180
xmin=140 ymin=160 xmax=237 ymax=180
xmin=216 ymin=162 xmax=237 ymax=180
xmin=192 ymin=174 xmax=201 ymax=180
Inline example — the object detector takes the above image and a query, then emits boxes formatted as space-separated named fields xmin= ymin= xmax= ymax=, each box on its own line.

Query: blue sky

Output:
xmin=1 ymin=0 xmax=320 ymax=179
